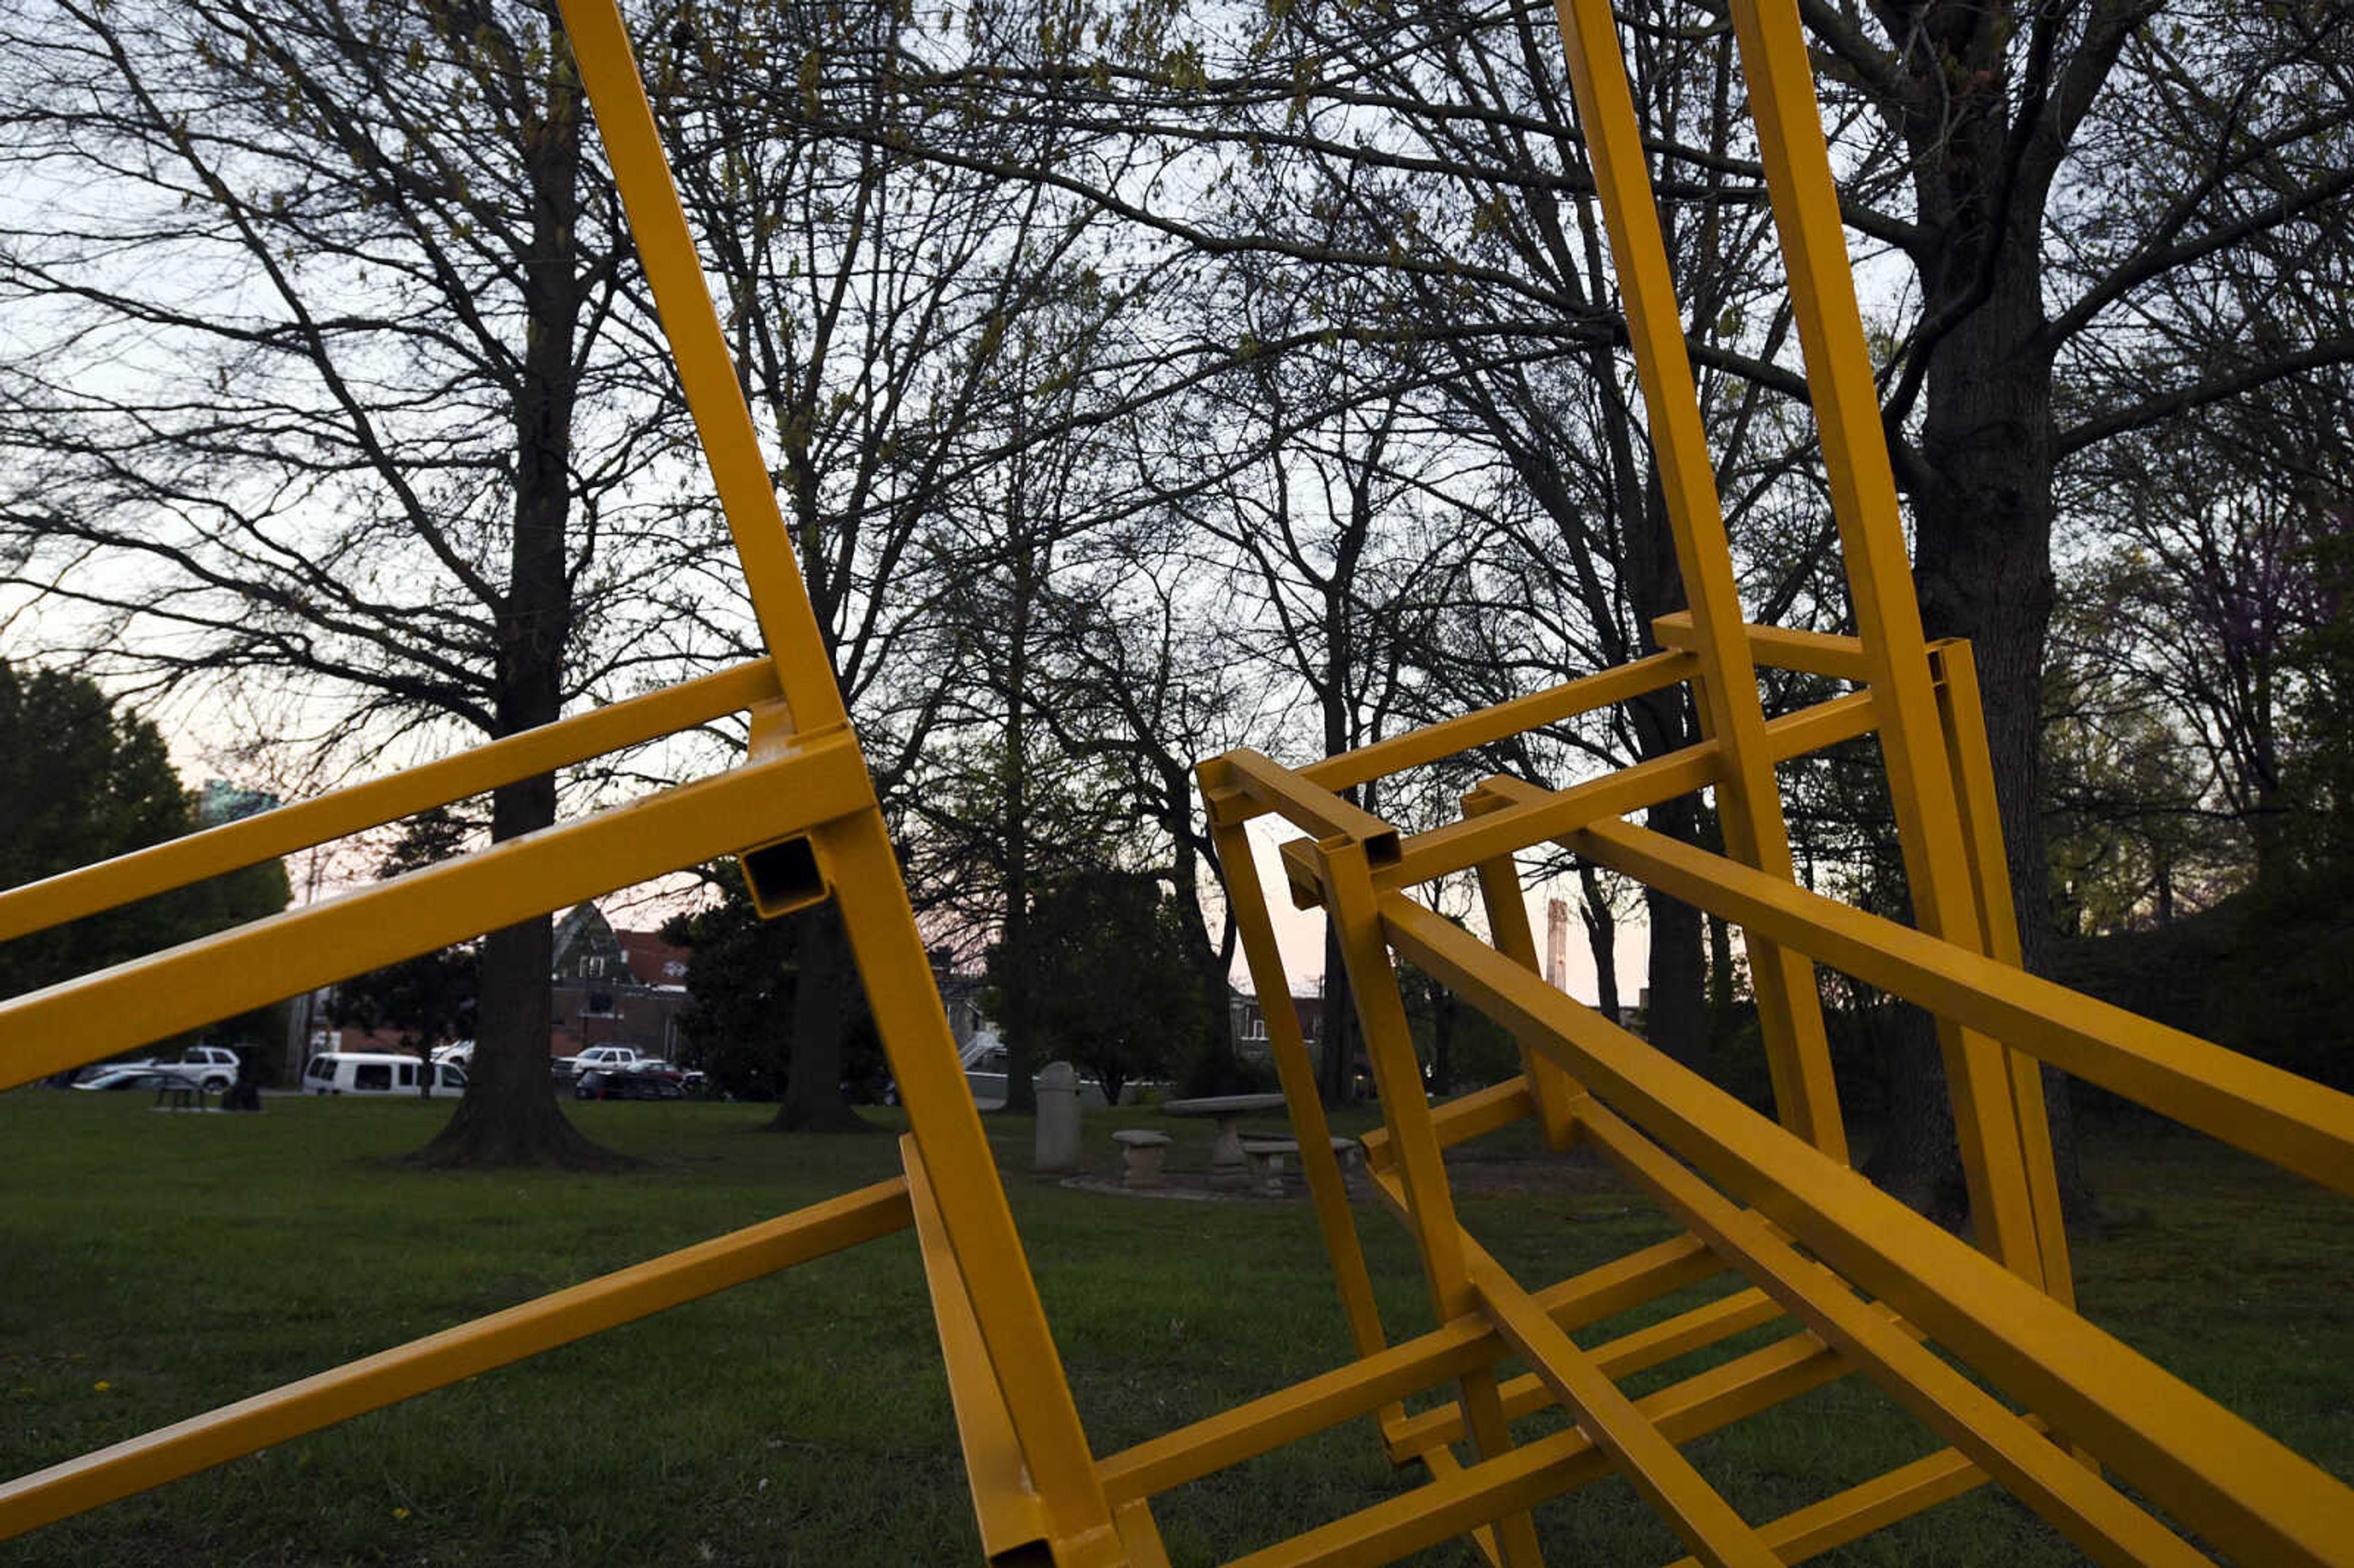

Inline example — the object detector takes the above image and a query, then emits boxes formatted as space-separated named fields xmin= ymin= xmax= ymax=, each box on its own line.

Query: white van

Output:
xmin=302 ymin=1052 xmax=468 ymax=1097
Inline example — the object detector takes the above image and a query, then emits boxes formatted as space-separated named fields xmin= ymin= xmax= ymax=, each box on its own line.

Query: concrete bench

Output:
xmin=1112 ymin=1128 xmax=1173 ymax=1189
xmin=1239 ymin=1138 xmax=1297 ymax=1196
xmin=1328 ymin=1136 xmax=1367 ymax=1188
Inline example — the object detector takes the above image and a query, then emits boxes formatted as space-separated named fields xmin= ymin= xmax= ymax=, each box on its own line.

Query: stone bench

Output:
xmin=1239 ymin=1138 xmax=1297 ymax=1196
xmin=1111 ymin=1128 xmax=1173 ymax=1189
xmin=1328 ymin=1136 xmax=1367 ymax=1189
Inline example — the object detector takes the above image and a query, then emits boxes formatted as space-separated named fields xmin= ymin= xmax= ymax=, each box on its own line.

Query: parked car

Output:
xmin=430 ymin=1040 xmax=474 ymax=1069
xmin=302 ymin=1052 xmax=468 ymax=1097
xmin=70 ymin=1065 xmax=170 ymax=1092
xmin=554 ymin=1045 xmax=647 ymax=1078
xmin=574 ymin=1068 xmax=682 ymax=1101
xmin=883 ymin=1034 xmax=1119 ymax=1110
xmin=129 ymin=1045 xmax=243 ymax=1094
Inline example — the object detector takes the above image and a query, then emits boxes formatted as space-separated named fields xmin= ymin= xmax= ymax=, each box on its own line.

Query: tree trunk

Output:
xmin=1175 ymin=826 xmax=1243 ymax=1091
xmin=769 ymin=904 xmax=867 ymax=1132
xmin=1859 ymin=1003 xmax=1969 ymax=1225
xmin=997 ymin=537 xmax=1038 ymax=1114
xmin=1895 ymin=251 xmax=2089 ymax=1216
xmin=1611 ymin=446 xmax=1711 ymax=1067
xmin=1579 ymin=862 xmax=1621 ymax=1022
xmin=1318 ymin=924 xmax=1356 ymax=1105
xmin=1642 ymin=795 xmax=1708 ymax=1071
xmin=414 ymin=29 xmax=616 ymax=1170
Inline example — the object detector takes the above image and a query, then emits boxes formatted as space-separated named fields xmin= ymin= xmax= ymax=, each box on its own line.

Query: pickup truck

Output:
xmin=554 ymin=1045 xmax=647 ymax=1077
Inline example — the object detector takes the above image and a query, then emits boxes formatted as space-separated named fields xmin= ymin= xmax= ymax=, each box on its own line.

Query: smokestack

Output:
xmin=1544 ymin=897 xmax=1569 ymax=991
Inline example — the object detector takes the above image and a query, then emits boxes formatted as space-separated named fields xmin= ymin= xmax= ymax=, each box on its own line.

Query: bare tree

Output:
xmin=0 ymin=0 xmax=674 ymax=1166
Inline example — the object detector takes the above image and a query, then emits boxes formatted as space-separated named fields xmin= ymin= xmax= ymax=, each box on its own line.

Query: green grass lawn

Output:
xmin=1 ymin=1091 xmax=2346 ymax=1566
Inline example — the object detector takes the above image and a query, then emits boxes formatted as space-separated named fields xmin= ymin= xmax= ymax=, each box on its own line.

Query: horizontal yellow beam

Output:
xmin=0 ymin=1178 xmax=912 ymax=1541
xmin=1296 ymin=653 xmax=1702 ymax=806
xmin=0 ymin=725 xmax=872 ymax=1089
xmin=1383 ymin=899 xmax=2354 ymax=1568
xmin=1099 ymin=1231 xmax=1722 ymax=1504
xmin=1096 ymin=1315 xmax=1496 ymax=1505
xmin=1275 ymin=689 xmax=1879 ymax=900
xmin=1202 ymin=750 xmax=1401 ymax=864
xmin=0 ymin=658 xmax=782 ymax=947
xmin=1401 ymin=1288 xmax=1785 ymax=1455
xmin=1658 ymin=1439 xmax=1997 ymax=1568
xmin=1650 ymin=614 xmax=1872 ymax=683
xmin=1223 ymin=1328 xmax=1849 ymax=1568
xmin=1573 ymin=1097 xmax=2201 ymax=1568
xmin=1574 ymin=818 xmax=2354 ymax=1200
xmin=1358 ymin=1076 xmax=1537 ymax=1170
xmin=1467 ymin=1241 xmax=1780 ymax=1568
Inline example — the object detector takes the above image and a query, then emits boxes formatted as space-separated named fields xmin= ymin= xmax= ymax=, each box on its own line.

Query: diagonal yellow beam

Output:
xmin=0 ymin=658 xmax=782 ymax=947
xmin=904 ymin=1136 xmax=1072 ymax=1566
xmin=0 ymin=729 xmax=873 ymax=1090
xmin=1569 ymin=817 xmax=2354 ymax=1197
xmin=1382 ymin=894 xmax=2354 ymax=1567
xmin=555 ymin=0 xmax=845 ymax=728
xmin=0 ymin=1180 xmax=913 ymax=1542
xmin=1463 ymin=1239 xmax=1781 ymax=1568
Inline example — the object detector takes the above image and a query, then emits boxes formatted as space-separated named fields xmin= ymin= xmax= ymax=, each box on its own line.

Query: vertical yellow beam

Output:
xmin=1463 ymin=796 xmax=1583 ymax=1151
xmin=1546 ymin=0 xmax=1846 ymax=1162
xmin=555 ymin=0 xmax=847 ymax=732
xmin=1205 ymin=814 xmax=1392 ymax=1366
xmin=1932 ymin=644 xmax=2074 ymax=1304
xmin=1713 ymin=0 xmax=2043 ymax=1280
xmin=822 ymin=816 xmax=1123 ymax=1567
xmin=1317 ymin=837 xmax=1546 ymax=1568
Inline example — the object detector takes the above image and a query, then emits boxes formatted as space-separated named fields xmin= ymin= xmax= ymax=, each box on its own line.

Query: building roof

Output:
xmin=617 ymin=929 xmax=691 ymax=988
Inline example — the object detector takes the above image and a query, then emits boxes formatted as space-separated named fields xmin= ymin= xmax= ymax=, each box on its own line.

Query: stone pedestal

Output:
xmin=1034 ymin=1060 xmax=1084 ymax=1174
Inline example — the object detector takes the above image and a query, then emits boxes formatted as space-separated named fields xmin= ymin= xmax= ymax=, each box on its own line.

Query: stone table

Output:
xmin=1160 ymin=1093 xmax=1289 ymax=1189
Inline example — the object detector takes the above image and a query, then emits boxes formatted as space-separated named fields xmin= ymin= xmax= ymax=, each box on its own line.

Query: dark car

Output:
xmin=573 ymin=1069 xmax=684 ymax=1102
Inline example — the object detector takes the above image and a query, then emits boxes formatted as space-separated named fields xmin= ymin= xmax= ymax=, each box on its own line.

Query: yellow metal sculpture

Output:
xmin=2 ymin=0 xmax=2351 ymax=1562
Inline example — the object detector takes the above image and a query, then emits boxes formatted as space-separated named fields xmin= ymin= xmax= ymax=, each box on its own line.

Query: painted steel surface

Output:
xmin=3 ymin=0 xmax=2349 ymax=1562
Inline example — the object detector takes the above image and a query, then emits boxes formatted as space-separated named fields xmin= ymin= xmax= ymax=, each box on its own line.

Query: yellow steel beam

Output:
xmin=1393 ymin=1288 xmax=1785 ymax=1453
xmin=1219 ymin=1329 xmax=1852 ymax=1568
xmin=1361 ymin=691 xmax=1876 ymax=894
xmin=555 ymin=0 xmax=845 ymax=728
xmin=821 ymin=813 xmax=1124 ymax=1567
xmin=1465 ymin=1243 xmax=1781 ymax=1568
xmin=1656 ymin=1441 xmax=1995 ymax=1568
xmin=1548 ymin=0 xmax=1846 ymax=1164
xmin=0 ymin=728 xmax=873 ymax=1090
xmin=1718 ymin=0 xmax=2052 ymax=1281
xmin=1384 ymin=897 xmax=2354 ymax=1567
xmin=904 ymin=1136 xmax=1064 ymax=1566
xmin=1291 ymin=653 xmax=1701 ymax=804
xmin=1465 ymin=812 xmax=1584 ymax=1150
xmin=1569 ymin=817 xmax=2354 ymax=1197
xmin=1204 ymin=815 xmax=1395 ymax=1379
xmin=1096 ymin=1313 xmax=1500 ymax=1506
xmin=1571 ymin=1097 xmax=2202 ymax=1568
xmin=1357 ymin=1077 xmax=1539 ymax=1170
xmin=1316 ymin=837 xmax=1545 ymax=1566
xmin=1100 ymin=1232 xmax=1738 ymax=1504
xmin=0 ymin=1179 xmax=912 ymax=1541
xmin=1651 ymin=614 xmax=1870 ymax=683
xmin=1931 ymin=641 xmax=2076 ymax=1305
xmin=1365 ymin=1157 xmax=1796 ymax=1456
xmin=1204 ymin=752 xmax=1402 ymax=864
xmin=0 ymin=658 xmax=781 ymax=947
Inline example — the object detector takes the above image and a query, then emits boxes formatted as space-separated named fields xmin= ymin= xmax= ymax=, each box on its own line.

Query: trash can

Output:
xmin=1034 ymin=1060 xmax=1083 ymax=1174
